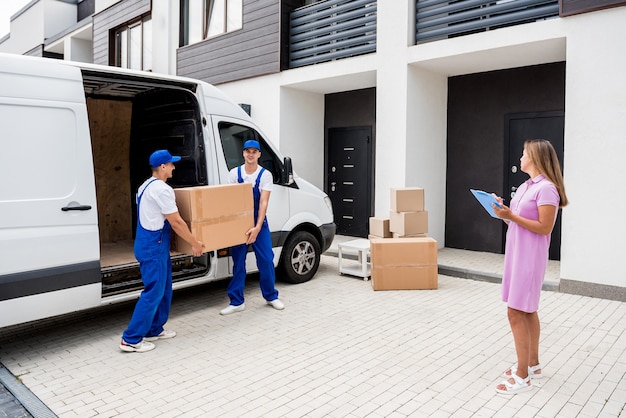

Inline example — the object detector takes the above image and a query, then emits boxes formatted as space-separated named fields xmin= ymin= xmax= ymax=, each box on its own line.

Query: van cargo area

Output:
xmin=83 ymin=70 xmax=210 ymax=296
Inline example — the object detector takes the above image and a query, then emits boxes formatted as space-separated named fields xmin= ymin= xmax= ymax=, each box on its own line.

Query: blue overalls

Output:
xmin=122 ymin=178 xmax=173 ymax=344
xmin=227 ymin=166 xmax=279 ymax=306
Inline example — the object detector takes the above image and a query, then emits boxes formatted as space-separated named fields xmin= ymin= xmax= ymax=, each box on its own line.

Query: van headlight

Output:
xmin=324 ymin=196 xmax=333 ymax=216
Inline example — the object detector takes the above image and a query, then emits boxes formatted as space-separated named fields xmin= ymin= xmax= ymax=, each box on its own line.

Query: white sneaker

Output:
xmin=220 ymin=303 xmax=245 ymax=315
xmin=144 ymin=329 xmax=177 ymax=341
xmin=267 ymin=299 xmax=284 ymax=310
xmin=119 ymin=339 xmax=155 ymax=353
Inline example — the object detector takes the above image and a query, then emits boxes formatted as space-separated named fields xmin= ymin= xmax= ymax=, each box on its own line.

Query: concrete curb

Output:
xmin=0 ymin=364 xmax=57 ymax=418
xmin=324 ymin=249 xmax=560 ymax=292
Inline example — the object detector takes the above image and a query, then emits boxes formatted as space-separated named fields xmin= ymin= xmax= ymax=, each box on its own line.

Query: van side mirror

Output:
xmin=282 ymin=157 xmax=294 ymax=185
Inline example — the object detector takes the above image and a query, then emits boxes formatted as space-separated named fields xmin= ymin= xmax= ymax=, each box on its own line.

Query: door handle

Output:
xmin=62 ymin=203 xmax=92 ymax=211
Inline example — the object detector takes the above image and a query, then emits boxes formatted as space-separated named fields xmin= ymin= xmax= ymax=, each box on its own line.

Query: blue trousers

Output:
xmin=123 ymin=226 xmax=172 ymax=344
xmin=228 ymin=219 xmax=279 ymax=306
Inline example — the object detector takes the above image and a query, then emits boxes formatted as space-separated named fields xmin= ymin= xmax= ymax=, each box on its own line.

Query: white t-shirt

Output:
xmin=136 ymin=177 xmax=178 ymax=231
xmin=227 ymin=165 xmax=273 ymax=192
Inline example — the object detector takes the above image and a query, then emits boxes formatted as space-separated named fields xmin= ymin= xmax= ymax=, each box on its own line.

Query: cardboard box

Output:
xmin=389 ymin=210 xmax=428 ymax=235
xmin=372 ymin=265 xmax=438 ymax=290
xmin=392 ymin=232 xmax=427 ymax=238
xmin=370 ymin=237 xmax=438 ymax=290
xmin=390 ymin=187 xmax=424 ymax=212
xmin=173 ymin=183 xmax=254 ymax=253
xmin=369 ymin=217 xmax=392 ymax=238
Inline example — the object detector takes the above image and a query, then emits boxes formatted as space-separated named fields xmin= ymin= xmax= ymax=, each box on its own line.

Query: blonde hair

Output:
xmin=525 ymin=139 xmax=568 ymax=207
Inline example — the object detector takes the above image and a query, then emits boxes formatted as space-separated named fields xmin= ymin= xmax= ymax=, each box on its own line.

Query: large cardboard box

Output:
xmin=389 ymin=210 xmax=428 ymax=235
xmin=369 ymin=217 xmax=392 ymax=238
xmin=370 ymin=237 xmax=438 ymax=290
xmin=173 ymin=183 xmax=254 ymax=253
xmin=390 ymin=188 xmax=424 ymax=212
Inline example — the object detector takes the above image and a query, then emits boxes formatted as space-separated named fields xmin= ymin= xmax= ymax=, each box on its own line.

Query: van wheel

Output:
xmin=279 ymin=231 xmax=321 ymax=284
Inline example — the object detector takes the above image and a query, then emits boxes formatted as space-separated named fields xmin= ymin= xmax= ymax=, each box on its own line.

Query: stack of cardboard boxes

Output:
xmin=368 ymin=187 xmax=438 ymax=291
xmin=389 ymin=188 xmax=428 ymax=238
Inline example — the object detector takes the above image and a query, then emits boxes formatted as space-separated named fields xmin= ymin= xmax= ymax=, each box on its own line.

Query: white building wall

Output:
xmin=0 ymin=2 xmax=45 ymax=54
xmin=0 ymin=0 xmax=77 ymax=55
xmin=68 ymin=37 xmax=92 ymax=63
xmin=151 ymin=0 xmax=178 ymax=75
xmin=560 ymin=7 xmax=626 ymax=287
xmin=374 ymin=0 xmax=410 ymax=218
xmin=279 ymin=88 xmax=325 ymax=190
xmin=406 ymin=66 xmax=448 ymax=245
xmin=43 ymin=0 xmax=75 ymax=39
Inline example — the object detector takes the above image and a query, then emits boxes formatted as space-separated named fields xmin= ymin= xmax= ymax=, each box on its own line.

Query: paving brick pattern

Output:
xmin=0 ymin=255 xmax=624 ymax=417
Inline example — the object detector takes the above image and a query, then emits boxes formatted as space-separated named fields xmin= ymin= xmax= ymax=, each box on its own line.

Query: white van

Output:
xmin=0 ymin=53 xmax=335 ymax=328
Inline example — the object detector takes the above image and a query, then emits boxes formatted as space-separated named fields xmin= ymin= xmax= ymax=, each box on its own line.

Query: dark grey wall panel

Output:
xmin=177 ymin=0 xmax=281 ymax=85
xmin=445 ymin=62 xmax=566 ymax=253
xmin=92 ymin=0 xmax=150 ymax=66
xmin=325 ymin=88 xmax=376 ymax=129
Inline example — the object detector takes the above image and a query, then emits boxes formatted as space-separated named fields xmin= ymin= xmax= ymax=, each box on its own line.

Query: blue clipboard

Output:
xmin=470 ymin=189 xmax=502 ymax=219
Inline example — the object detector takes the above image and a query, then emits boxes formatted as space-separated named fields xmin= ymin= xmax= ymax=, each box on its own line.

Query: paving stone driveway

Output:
xmin=0 ymin=255 xmax=624 ymax=417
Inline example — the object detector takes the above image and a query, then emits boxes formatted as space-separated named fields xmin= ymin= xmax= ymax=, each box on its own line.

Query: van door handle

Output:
xmin=62 ymin=204 xmax=92 ymax=211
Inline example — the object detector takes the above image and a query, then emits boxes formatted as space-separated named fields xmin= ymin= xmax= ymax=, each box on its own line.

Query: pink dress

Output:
xmin=502 ymin=174 xmax=560 ymax=313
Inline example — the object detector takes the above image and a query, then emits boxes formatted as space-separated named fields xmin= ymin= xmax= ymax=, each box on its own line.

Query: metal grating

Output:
xmin=416 ymin=0 xmax=559 ymax=43
xmin=289 ymin=0 xmax=377 ymax=68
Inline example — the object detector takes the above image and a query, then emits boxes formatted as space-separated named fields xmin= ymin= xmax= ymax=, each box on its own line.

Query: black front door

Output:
xmin=505 ymin=111 xmax=564 ymax=260
xmin=327 ymin=127 xmax=372 ymax=237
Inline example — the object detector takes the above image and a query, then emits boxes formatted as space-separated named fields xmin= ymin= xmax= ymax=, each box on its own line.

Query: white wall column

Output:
xmin=66 ymin=37 xmax=92 ymax=63
xmin=151 ymin=0 xmax=178 ymax=75
xmin=560 ymin=8 xmax=626 ymax=288
xmin=406 ymin=66 xmax=447 ymax=245
xmin=374 ymin=0 xmax=413 ymax=216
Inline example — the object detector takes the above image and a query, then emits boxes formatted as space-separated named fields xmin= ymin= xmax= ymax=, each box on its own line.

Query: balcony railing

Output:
xmin=289 ymin=0 xmax=377 ymax=68
xmin=416 ymin=0 xmax=559 ymax=43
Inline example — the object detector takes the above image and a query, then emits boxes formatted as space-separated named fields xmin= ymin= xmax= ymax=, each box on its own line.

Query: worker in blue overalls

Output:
xmin=220 ymin=140 xmax=284 ymax=315
xmin=120 ymin=150 xmax=204 ymax=352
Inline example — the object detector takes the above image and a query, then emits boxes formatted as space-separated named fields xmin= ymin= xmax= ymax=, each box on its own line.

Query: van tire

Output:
xmin=278 ymin=231 xmax=321 ymax=284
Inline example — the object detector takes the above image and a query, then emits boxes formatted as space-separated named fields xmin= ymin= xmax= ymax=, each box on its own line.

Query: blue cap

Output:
xmin=149 ymin=150 xmax=181 ymax=167
xmin=243 ymin=140 xmax=260 ymax=151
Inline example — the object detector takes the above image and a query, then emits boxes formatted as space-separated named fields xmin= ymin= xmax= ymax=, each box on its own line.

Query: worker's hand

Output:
xmin=245 ymin=226 xmax=260 ymax=245
xmin=192 ymin=240 xmax=204 ymax=257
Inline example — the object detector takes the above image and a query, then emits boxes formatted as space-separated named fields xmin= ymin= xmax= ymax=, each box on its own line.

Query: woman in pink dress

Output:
xmin=493 ymin=139 xmax=568 ymax=395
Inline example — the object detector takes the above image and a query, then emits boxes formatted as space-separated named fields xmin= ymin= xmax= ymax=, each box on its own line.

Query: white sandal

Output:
xmin=495 ymin=373 xmax=533 ymax=395
xmin=503 ymin=363 xmax=543 ymax=379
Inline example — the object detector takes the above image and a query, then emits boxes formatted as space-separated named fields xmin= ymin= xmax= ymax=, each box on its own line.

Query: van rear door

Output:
xmin=0 ymin=56 xmax=101 ymax=327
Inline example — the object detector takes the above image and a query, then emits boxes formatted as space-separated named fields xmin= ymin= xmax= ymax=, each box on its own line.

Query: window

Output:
xmin=181 ymin=0 xmax=243 ymax=46
xmin=115 ymin=17 xmax=152 ymax=71
xmin=218 ymin=122 xmax=281 ymax=184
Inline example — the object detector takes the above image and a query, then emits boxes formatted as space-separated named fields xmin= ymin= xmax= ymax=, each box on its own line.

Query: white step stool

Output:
xmin=337 ymin=238 xmax=371 ymax=280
